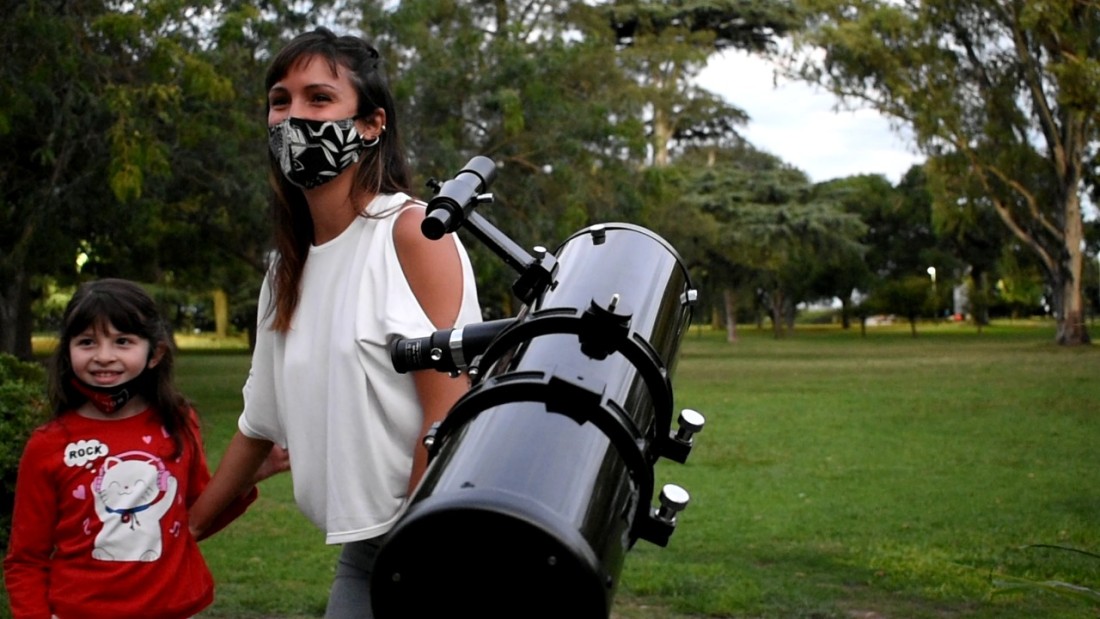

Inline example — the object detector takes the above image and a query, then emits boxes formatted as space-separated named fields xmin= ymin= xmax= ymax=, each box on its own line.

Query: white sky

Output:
xmin=696 ymin=51 xmax=923 ymax=185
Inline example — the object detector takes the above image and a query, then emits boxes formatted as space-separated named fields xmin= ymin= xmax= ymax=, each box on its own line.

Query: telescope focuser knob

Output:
xmin=656 ymin=484 xmax=690 ymax=524
xmin=674 ymin=408 xmax=706 ymax=443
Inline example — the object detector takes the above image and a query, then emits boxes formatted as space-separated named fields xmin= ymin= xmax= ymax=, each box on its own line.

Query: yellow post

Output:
xmin=213 ymin=288 xmax=229 ymax=338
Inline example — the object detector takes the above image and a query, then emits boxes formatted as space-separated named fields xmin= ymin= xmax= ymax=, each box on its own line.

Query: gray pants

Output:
xmin=325 ymin=537 xmax=385 ymax=619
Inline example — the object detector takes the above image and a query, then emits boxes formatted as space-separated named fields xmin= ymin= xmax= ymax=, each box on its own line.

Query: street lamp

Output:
xmin=927 ymin=266 xmax=938 ymax=320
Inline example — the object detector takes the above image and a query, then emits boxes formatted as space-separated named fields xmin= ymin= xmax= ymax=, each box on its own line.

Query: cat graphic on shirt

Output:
xmin=91 ymin=453 xmax=177 ymax=562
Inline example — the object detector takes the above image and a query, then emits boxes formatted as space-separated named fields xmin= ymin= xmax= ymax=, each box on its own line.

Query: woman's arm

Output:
xmin=393 ymin=206 xmax=471 ymax=494
xmin=189 ymin=431 xmax=275 ymax=539
xmin=407 ymin=370 xmax=469 ymax=494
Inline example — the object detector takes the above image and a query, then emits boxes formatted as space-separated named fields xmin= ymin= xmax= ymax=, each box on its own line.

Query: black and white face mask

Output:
xmin=268 ymin=116 xmax=378 ymax=189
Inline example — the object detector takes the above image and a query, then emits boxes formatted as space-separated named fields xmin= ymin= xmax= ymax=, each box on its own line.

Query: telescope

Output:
xmin=372 ymin=156 xmax=705 ymax=618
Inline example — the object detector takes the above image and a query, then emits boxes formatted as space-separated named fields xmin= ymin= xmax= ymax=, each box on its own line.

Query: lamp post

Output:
xmin=927 ymin=266 xmax=938 ymax=320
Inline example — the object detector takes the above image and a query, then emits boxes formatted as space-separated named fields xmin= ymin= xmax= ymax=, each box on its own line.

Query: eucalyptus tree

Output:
xmin=790 ymin=0 xmax=1099 ymax=345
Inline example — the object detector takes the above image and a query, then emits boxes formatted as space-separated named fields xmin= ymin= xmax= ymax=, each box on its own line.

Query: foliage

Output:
xmin=0 ymin=0 xmax=115 ymax=357
xmin=864 ymin=274 xmax=934 ymax=336
xmin=368 ymin=1 xmax=650 ymax=313
xmin=0 ymin=0 xmax=1084 ymax=359
xmin=366 ymin=0 xmax=804 ymax=314
xmin=0 ymin=0 xmax=344 ymax=359
xmin=0 ymin=354 xmax=49 ymax=551
xmin=789 ymin=0 xmax=1100 ymax=345
xmin=674 ymin=147 xmax=866 ymax=337
xmin=588 ymin=0 xmax=801 ymax=165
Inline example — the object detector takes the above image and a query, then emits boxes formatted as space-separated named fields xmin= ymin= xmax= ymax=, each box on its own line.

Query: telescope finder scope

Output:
xmin=422 ymin=156 xmax=497 ymax=240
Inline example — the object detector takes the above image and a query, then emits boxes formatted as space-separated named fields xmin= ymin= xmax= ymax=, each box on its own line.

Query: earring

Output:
xmin=361 ymin=134 xmax=380 ymax=147
xmin=381 ymin=125 xmax=387 ymax=132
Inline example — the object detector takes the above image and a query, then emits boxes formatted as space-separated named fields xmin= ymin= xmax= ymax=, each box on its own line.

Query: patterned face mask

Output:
xmin=268 ymin=116 xmax=378 ymax=189
xmin=70 ymin=376 xmax=142 ymax=415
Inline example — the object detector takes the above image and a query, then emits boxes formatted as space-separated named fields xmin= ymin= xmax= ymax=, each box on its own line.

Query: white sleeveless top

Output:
xmin=238 ymin=192 xmax=482 ymax=543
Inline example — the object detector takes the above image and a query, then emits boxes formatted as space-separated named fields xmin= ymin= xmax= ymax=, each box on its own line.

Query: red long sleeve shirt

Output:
xmin=3 ymin=407 xmax=255 ymax=619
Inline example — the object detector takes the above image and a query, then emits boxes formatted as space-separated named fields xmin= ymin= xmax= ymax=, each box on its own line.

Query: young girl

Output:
xmin=3 ymin=279 xmax=267 ymax=619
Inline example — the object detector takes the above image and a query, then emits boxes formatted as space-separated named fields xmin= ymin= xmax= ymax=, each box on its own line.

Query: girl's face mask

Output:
xmin=268 ymin=116 xmax=378 ymax=189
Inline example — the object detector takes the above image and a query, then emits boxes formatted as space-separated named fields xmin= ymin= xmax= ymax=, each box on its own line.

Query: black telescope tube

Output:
xmin=422 ymin=156 xmax=497 ymax=240
xmin=373 ymin=224 xmax=696 ymax=618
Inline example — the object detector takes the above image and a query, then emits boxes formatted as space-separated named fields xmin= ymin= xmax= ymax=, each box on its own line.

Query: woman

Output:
xmin=189 ymin=28 xmax=481 ymax=617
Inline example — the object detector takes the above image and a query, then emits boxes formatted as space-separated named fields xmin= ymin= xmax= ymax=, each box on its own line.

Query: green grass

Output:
xmin=182 ymin=355 xmax=339 ymax=618
xmin=5 ymin=320 xmax=1099 ymax=618
xmin=618 ymin=321 xmax=1100 ymax=618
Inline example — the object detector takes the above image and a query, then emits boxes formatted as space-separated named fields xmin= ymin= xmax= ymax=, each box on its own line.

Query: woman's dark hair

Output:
xmin=265 ymin=27 xmax=413 ymax=332
xmin=49 ymin=278 xmax=195 ymax=458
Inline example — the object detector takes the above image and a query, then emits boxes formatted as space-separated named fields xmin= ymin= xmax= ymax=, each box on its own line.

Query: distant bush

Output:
xmin=797 ymin=308 xmax=840 ymax=325
xmin=0 ymin=353 xmax=49 ymax=550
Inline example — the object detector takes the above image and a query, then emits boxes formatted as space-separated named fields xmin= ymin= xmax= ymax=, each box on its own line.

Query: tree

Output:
xmin=0 ymin=1 xmax=330 ymax=356
xmin=0 ymin=0 xmax=115 ymax=358
xmin=926 ymin=154 xmax=1012 ymax=326
xmin=678 ymin=147 xmax=865 ymax=340
xmin=866 ymin=275 xmax=934 ymax=337
xmin=791 ymin=0 xmax=1099 ymax=345
xmin=590 ymin=0 xmax=800 ymax=166
xmin=814 ymin=167 xmax=957 ymax=332
xmin=811 ymin=174 xmax=895 ymax=328
xmin=370 ymin=0 xmax=654 ymax=316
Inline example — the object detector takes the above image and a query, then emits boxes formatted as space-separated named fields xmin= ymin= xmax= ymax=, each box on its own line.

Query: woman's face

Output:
xmin=267 ymin=55 xmax=360 ymax=127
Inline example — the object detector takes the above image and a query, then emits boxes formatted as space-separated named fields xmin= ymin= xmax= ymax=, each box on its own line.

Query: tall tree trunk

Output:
xmin=1057 ymin=278 xmax=1090 ymax=345
xmin=771 ymin=289 xmax=785 ymax=339
xmin=723 ymin=287 xmax=738 ymax=343
xmin=0 ymin=270 xmax=33 ymax=360
xmin=1057 ymin=191 xmax=1090 ymax=344
xmin=840 ymin=295 xmax=852 ymax=330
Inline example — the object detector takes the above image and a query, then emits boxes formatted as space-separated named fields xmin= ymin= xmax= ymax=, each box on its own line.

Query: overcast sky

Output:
xmin=696 ymin=51 xmax=923 ymax=185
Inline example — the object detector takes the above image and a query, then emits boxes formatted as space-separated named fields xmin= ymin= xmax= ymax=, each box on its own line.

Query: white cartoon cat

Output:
xmin=91 ymin=452 xmax=177 ymax=562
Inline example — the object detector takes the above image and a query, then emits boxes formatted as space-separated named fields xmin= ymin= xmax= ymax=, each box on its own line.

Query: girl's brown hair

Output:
xmin=264 ymin=27 xmax=413 ymax=332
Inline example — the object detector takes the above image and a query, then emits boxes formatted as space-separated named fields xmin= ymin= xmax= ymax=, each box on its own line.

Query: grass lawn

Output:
xmin=615 ymin=322 xmax=1099 ymax=618
xmin=5 ymin=320 xmax=1098 ymax=618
